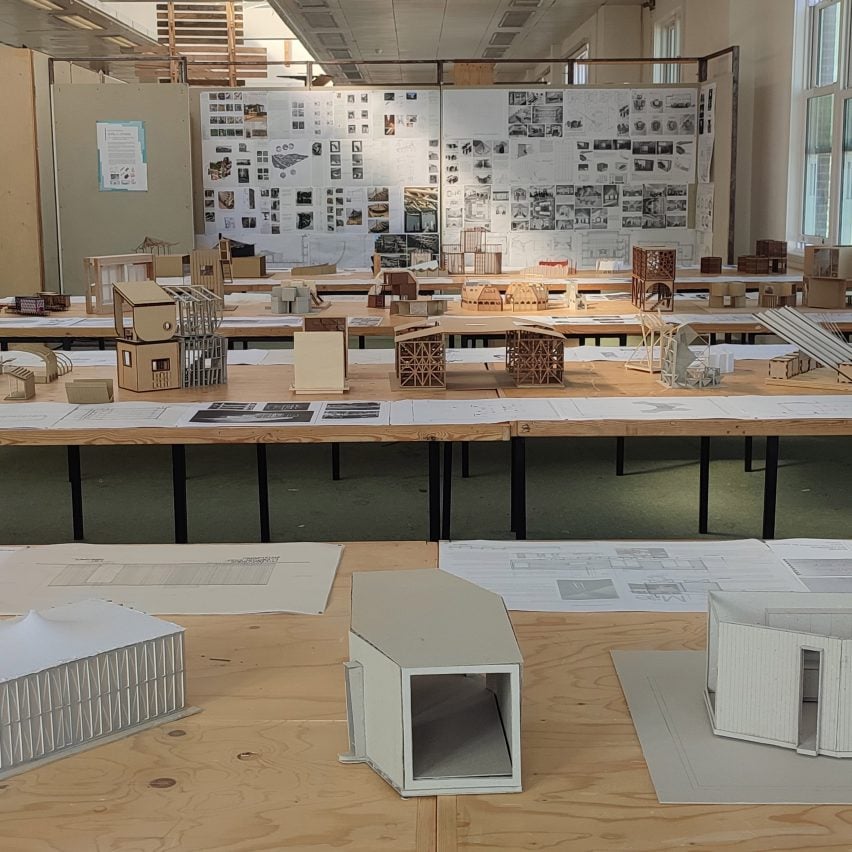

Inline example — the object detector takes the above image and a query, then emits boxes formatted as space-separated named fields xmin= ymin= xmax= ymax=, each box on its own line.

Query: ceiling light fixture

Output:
xmin=103 ymin=35 xmax=136 ymax=48
xmin=19 ymin=0 xmax=63 ymax=10
xmin=57 ymin=13 xmax=103 ymax=30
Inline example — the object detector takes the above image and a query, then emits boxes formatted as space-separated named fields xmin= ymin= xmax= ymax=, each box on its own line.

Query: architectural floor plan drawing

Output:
xmin=767 ymin=538 xmax=852 ymax=593
xmin=0 ymin=542 xmax=344 ymax=615
xmin=439 ymin=539 xmax=805 ymax=612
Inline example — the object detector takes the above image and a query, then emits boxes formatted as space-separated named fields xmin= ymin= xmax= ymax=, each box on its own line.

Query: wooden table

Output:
xmin=1 ymin=542 xmax=848 ymax=851
xmin=0 ymin=295 xmax=843 ymax=348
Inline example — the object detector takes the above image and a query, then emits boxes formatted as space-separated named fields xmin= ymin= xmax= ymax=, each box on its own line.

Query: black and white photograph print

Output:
xmin=320 ymin=402 xmax=384 ymax=421
xmin=297 ymin=212 xmax=314 ymax=230
xmin=330 ymin=140 xmax=341 ymax=153
xmin=296 ymin=189 xmax=313 ymax=205
xmin=312 ymin=142 xmax=323 ymax=156
xmin=368 ymin=186 xmax=389 ymax=202
xmin=189 ymin=404 xmax=314 ymax=425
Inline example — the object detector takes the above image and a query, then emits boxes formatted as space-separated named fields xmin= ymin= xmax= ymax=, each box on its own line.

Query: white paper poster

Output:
xmin=96 ymin=120 xmax=148 ymax=191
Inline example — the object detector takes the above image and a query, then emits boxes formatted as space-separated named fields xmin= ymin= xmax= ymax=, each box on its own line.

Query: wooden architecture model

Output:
xmin=521 ymin=260 xmax=577 ymax=278
xmin=660 ymin=324 xmax=720 ymax=388
xmin=504 ymin=282 xmax=548 ymax=312
xmin=803 ymin=245 xmax=852 ymax=309
xmin=441 ymin=228 xmax=503 ymax=275
xmin=6 ymin=293 xmax=71 ymax=316
xmin=291 ymin=316 xmax=348 ymax=394
xmin=700 ymin=256 xmax=723 ymax=274
xmin=631 ymin=246 xmax=676 ymax=311
xmin=3 ymin=366 xmax=36 ymax=400
xmin=65 ymin=378 xmax=115 ymax=404
xmin=271 ymin=282 xmax=315 ymax=314
xmin=705 ymin=591 xmax=852 ymax=758
xmin=739 ymin=239 xmax=788 ymax=275
xmin=340 ymin=569 xmax=522 ymax=797
xmin=758 ymin=282 xmax=797 ymax=308
xmin=190 ymin=249 xmax=225 ymax=298
xmin=395 ymin=318 xmax=566 ymax=389
xmin=83 ymin=254 xmax=154 ymax=315
xmin=708 ymin=281 xmax=747 ymax=308
xmin=626 ymin=312 xmax=675 ymax=374
xmin=461 ymin=282 xmax=503 ymax=312
xmin=761 ymin=307 xmax=852 ymax=387
xmin=8 ymin=344 xmax=72 ymax=384
xmin=390 ymin=298 xmax=447 ymax=317
xmin=0 ymin=600 xmax=188 ymax=780
xmin=114 ymin=281 xmax=181 ymax=392
xmin=367 ymin=271 xmax=419 ymax=308
xmin=134 ymin=236 xmax=177 ymax=255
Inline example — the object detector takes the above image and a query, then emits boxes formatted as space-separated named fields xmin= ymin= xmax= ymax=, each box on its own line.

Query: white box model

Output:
xmin=706 ymin=591 xmax=852 ymax=758
xmin=0 ymin=599 xmax=188 ymax=779
xmin=340 ymin=569 xmax=522 ymax=796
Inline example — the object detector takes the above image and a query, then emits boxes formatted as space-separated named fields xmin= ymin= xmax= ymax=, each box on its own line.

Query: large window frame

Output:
xmin=796 ymin=0 xmax=852 ymax=244
xmin=564 ymin=43 xmax=590 ymax=85
xmin=653 ymin=13 xmax=682 ymax=84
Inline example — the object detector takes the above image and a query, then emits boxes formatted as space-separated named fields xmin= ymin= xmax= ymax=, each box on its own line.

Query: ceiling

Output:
xmin=0 ymin=0 xmax=165 ymax=77
xmin=267 ymin=0 xmax=645 ymax=84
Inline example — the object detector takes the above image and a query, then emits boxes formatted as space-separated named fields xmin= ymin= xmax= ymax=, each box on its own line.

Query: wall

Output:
xmin=0 ymin=45 xmax=43 ymax=295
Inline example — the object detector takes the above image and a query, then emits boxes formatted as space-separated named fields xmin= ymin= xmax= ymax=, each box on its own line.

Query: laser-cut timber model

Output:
xmin=441 ymin=229 xmax=502 ymax=275
xmin=758 ymin=282 xmax=797 ymax=309
xmin=504 ymin=282 xmax=548 ymax=313
xmin=631 ymin=246 xmax=676 ymax=312
xmin=755 ymin=239 xmax=788 ymax=273
xmin=708 ymin=281 xmax=747 ymax=308
xmin=461 ymin=282 xmax=504 ymax=312
xmin=626 ymin=312 xmax=676 ymax=374
xmin=83 ymin=254 xmax=155 ymax=315
xmin=521 ymin=260 xmax=577 ymax=278
xmin=0 ymin=600 xmax=189 ymax=780
xmin=700 ymin=256 xmax=723 ymax=274
xmin=218 ymin=238 xmax=234 ymax=284
xmin=8 ymin=344 xmax=72 ymax=384
xmin=705 ymin=590 xmax=852 ymax=758
xmin=134 ymin=236 xmax=178 ymax=255
xmin=760 ymin=306 xmax=852 ymax=387
xmin=367 ymin=271 xmax=419 ymax=308
xmin=395 ymin=318 xmax=567 ymax=389
xmin=190 ymin=249 xmax=224 ymax=298
xmin=6 ymin=293 xmax=71 ymax=316
xmin=3 ymin=366 xmax=35 ymax=400
xmin=340 ymin=569 xmax=522 ymax=797
xmin=292 ymin=316 xmax=349 ymax=395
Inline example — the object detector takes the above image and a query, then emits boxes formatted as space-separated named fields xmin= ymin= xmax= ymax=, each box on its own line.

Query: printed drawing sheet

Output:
xmin=0 ymin=543 xmax=344 ymax=615
xmin=439 ymin=539 xmax=804 ymax=612
xmin=181 ymin=400 xmax=390 ymax=426
xmin=767 ymin=538 xmax=852 ymax=593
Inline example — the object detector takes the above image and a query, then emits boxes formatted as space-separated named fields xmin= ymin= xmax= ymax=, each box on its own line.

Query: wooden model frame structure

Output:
xmin=705 ymin=591 xmax=852 ymax=758
xmin=190 ymin=249 xmax=225 ymax=299
xmin=700 ymin=256 xmax=723 ymax=274
xmin=758 ymin=282 xmax=797 ymax=308
xmin=660 ymin=324 xmax=720 ymax=388
xmin=395 ymin=318 xmax=566 ymax=389
xmin=521 ymin=260 xmax=577 ymax=278
xmin=442 ymin=229 xmax=503 ymax=275
xmin=504 ymin=282 xmax=548 ymax=312
xmin=340 ymin=569 xmax=522 ymax=797
xmin=7 ymin=293 xmax=71 ymax=316
xmin=626 ymin=312 xmax=675 ymax=374
xmin=461 ymin=282 xmax=504 ymax=312
xmin=8 ymin=344 xmax=72 ymax=384
xmin=761 ymin=307 xmax=852 ymax=386
xmin=135 ymin=236 xmax=177 ymax=255
xmin=83 ymin=254 xmax=155 ymax=315
xmin=631 ymin=246 xmax=677 ymax=312
xmin=3 ymin=366 xmax=36 ymax=400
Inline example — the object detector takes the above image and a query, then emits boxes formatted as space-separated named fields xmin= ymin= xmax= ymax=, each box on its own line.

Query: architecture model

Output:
xmin=271 ymin=281 xmax=323 ymax=314
xmin=738 ymin=239 xmax=788 ymax=275
xmin=700 ymin=256 xmax=723 ymax=274
xmin=626 ymin=312 xmax=674 ymax=374
xmin=5 ymin=293 xmax=71 ymax=316
xmin=367 ymin=271 xmax=418 ymax=308
xmin=441 ymin=228 xmax=503 ymax=275
xmin=134 ymin=236 xmax=178 ymax=255
xmin=705 ymin=590 xmax=852 ymax=758
xmin=521 ymin=260 xmax=577 ymax=278
xmin=7 ymin=344 xmax=72 ymax=384
xmin=292 ymin=316 xmax=348 ymax=394
xmin=190 ymin=248 xmax=225 ymax=298
xmin=761 ymin=306 xmax=852 ymax=387
xmin=65 ymin=378 xmax=115 ymax=404
xmin=395 ymin=317 xmax=566 ymax=389
xmin=708 ymin=281 xmax=747 ymax=308
xmin=0 ymin=599 xmax=188 ymax=780
xmin=803 ymin=245 xmax=852 ymax=310
xmin=83 ymin=253 xmax=155 ymax=315
xmin=3 ymin=365 xmax=35 ymax=400
xmin=460 ymin=282 xmax=504 ymax=311
xmin=114 ymin=281 xmax=226 ymax=392
xmin=631 ymin=246 xmax=676 ymax=311
xmin=660 ymin=323 xmax=720 ymax=389
xmin=340 ymin=569 xmax=522 ymax=797
xmin=460 ymin=281 xmax=549 ymax=313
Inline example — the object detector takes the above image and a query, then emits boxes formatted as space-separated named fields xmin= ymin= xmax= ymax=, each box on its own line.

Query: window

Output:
xmin=653 ymin=14 xmax=681 ymax=84
xmin=152 ymin=358 xmax=171 ymax=372
xmin=564 ymin=43 xmax=589 ymax=85
xmin=797 ymin=0 xmax=849 ymax=241
xmin=122 ymin=350 xmax=132 ymax=367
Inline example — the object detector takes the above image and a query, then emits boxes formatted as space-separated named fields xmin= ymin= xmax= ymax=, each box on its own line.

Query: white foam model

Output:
xmin=0 ymin=599 xmax=188 ymax=778
xmin=340 ymin=569 xmax=522 ymax=796
xmin=706 ymin=591 xmax=852 ymax=758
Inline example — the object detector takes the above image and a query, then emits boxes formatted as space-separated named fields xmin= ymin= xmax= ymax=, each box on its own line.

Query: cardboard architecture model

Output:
xmin=4 ymin=366 xmax=36 ymax=400
xmin=340 ymin=569 xmax=522 ymax=797
xmin=460 ymin=281 xmax=549 ymax=313
xmin=395 ymin=317 xmax=566 ymax=389
xmin=759 ymin=281 xmax=797 ymax=309
xmin=6 ymin=293 xmax=71 ymax=316
xmin=700 ymin=256 xmax=723 ymax=274
xmin=803 ymin=245 xmax=852 ymax=310
xmin=738 ymin=239 xmax=788 ymax=275
xmin=190 ymin=248 xmax=225 ymax=298
xmin=441 ymin=228 xmax=503 ymax=276
xmin=708 ymin=281 xmax=747 ymax=308
xmin=114 ymin=281 xmax=226 ymax=392
xmin=367 ymin=271 xmax=419 ymax=308
xmin=83 ymin=254 xmax=155 ymax=315
xmin=8 ymin=344 xmax=72 ymax=384
xmin=706 ymin=591 xmax=852 ymax=758
xmin=631 ymin=246 xmax=676 ymax=312
xmin=761 ymin=307 xmax=852 ymax=387
xmin=0 ymin=599 xmax=188 ymax=780
xmin=292 ymin=316 xmax=349 ymax=394
xmin=65 ymin=378 xmax=115 ymax=404
xmin=460 ymin=282 xmax=504 ymax=312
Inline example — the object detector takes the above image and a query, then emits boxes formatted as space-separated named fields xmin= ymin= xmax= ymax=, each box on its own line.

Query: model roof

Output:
xmin=112 ymin=280 xmax=174 ymax=305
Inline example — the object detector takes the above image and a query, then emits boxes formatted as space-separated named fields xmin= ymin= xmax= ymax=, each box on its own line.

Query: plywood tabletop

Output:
xmin=1 ymin=542 xmax=849 ymax=851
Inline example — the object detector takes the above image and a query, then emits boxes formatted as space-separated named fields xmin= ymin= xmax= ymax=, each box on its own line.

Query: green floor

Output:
xmin=2 ymin=434 xmax=852 ymax=544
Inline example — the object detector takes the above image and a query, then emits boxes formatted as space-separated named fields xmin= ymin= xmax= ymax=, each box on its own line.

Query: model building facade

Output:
xmin=0 ymin=600 xmax=186 ymax=779
xmin=340 ymin=569 xmax=522 ymax=797
xmin=631 ymin=245 xmax=676 ymax=311
xmin=706 ymin=591 xmax=852 ymax=758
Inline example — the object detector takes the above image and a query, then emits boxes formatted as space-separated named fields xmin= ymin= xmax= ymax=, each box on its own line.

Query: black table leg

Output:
xmin=257 ymin=444 xmax=270 ymax=543
xmin=0 ymin=340 xmax=7 ymax=352
xmin=511 ymin=436 xmax=527 ymax=540
xmin=616 ymin=436 xmax=625 ymax=476
xmin=331 ymin=442 xmax=341 ymax=481
xmin=228 ymin=339 xmax=234 ymax=350
xmin=171 ymin=445 xmax=188 ymax=544
xmin=762 ymin=436 xmax=780 ymax=540
xmin=461 ymin=442 xmax=470 ymax=478
xmin=428 ymin=442 xmax=441 ymax=542
xmin=98 ymin=339 xmax=105 ymax=351
xmin=618 ymin=334 xmax=627 ymax=346
xmin=358 ymin=335 xmax=366 ymax=349
xmin=67 ymin=446 xmax=84 ymax=541
xmin=441 ymin=442 xmax=453 ymax=540
xmin=699 ymin=436 xmax=710 ymax=534
xmin=744 ymin=436 xmax=754 ymax=473
xmin=242 ymin=340 xmax=249 ymax=350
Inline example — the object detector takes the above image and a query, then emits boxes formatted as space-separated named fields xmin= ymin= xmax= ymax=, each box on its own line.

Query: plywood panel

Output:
xmin=0 ymin=45 xmax=43 ymax=295
xmin=53 ymin=83 xmax=194 ymax=294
